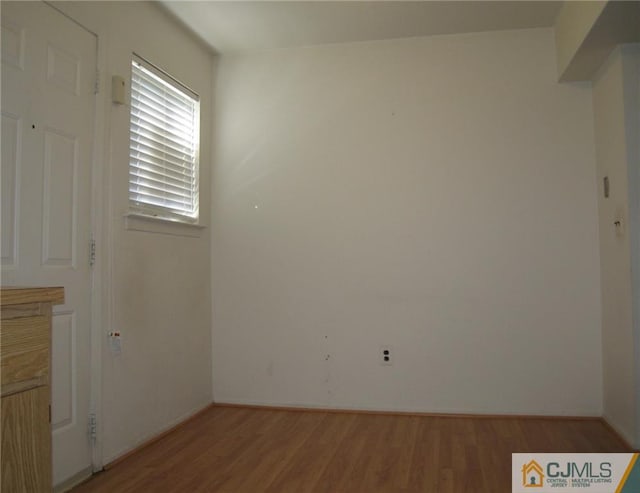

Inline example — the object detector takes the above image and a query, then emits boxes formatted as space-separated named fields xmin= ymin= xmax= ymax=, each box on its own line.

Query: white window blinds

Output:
xmin=129 ymin=56 xmax=200 ymax=222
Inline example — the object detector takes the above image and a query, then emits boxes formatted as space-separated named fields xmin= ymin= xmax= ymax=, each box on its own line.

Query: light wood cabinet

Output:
xmin=1 ymin=287 xmax=64 ymax=493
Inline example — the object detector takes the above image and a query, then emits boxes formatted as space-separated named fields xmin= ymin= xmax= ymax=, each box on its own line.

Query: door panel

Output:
xmin=1 ymin=1 xmax=96 ymax=485
xmin=42 ymin=129 xmax=78 ymax=267
xmin=1 ymin=111 xmax=20 ymax=267
xmin=51 ymin=311 xmax=75 ymax=430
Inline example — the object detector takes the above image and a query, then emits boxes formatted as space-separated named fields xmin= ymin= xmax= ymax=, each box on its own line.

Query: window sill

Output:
xmin=124 ymin=213 xmax=206 ymax=238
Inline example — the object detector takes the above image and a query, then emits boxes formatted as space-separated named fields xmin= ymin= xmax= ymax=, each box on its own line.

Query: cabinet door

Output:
xmin=1 ymin=386 xmax=51 ymax=493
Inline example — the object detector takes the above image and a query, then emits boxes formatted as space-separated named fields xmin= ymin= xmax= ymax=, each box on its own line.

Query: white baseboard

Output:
xmin=103 ymin=400 xmax=213 ymax=466
xmin=602 ymin=414 xmax=637 ymax=450
xmin=53 ymin=466 xmax=93 ymax=493
xmin=213 ymin=397 xmax=602 ymax=419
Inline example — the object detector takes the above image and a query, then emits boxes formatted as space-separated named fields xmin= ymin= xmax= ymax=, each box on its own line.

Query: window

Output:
xmin=129 ymin=55 xmax=200 ymax=223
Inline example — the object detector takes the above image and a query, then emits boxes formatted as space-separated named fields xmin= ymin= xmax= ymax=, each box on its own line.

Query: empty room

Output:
xmin=1 ymin=0 xmax=639 ymax=492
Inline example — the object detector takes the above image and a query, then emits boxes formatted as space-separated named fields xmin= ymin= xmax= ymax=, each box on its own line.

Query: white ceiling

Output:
xmin=160 ymin=1 xmax=563 ymax=55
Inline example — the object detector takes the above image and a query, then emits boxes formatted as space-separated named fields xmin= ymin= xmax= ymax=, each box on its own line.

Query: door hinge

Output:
xmin=89 ymin=412 xmax=97 ymax=442
xmin=89 ymin=236 xmax=96 ymax=266
xmin=49 ymin=405 xmax=51 ymax=423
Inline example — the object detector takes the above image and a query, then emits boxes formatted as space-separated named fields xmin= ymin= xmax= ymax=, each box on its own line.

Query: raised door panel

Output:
xmin=0 ymin=112 xmax=21 ymax=268
xmin=51 ymin=312 xmax=75 ymax=431
xmin=0 ymin=15 xmax=25 ymax=70
xmin=42 ymin=129 xmax=77 ymax=267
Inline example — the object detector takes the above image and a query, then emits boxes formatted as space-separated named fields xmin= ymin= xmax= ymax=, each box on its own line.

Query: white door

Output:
xmin=1 ymin=1 xmax=96 ymax=486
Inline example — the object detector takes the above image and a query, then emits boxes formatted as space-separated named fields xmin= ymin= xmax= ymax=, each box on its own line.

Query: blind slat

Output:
xmin=130 ymin=159 xmax=195 ymax=185
xmin=131 ymin=121 xmax=195 ymax=156
xmin=129 ymin=180 xmax=193 ymax=202
xmin=130 ymin=191 xmax=192 ymax=210
xmin=131 ymin=93 xmax=196 ymax=130
xmin=131 ymin=75 xmax=196 ymax=121
xmin=130 ymin=140 xmax=195 ymax=169
xmin=130 ymin=150 xmax=197 ymax=178
xmin=130 ymin=170 xmax=195 ymax=194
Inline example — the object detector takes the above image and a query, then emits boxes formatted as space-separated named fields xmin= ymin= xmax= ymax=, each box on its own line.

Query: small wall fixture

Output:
xmin=112 ymin=75 xmax=126 ymax=105
xmin=604 ymin=176 xmax=610 ymax=198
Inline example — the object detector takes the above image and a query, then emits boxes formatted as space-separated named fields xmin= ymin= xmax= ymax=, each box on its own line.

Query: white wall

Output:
xmin=593 ymin=48 xmax=635 ymax=446
xmin=212 ymin=28 xmax=603 ymax=416
xmin=592 ymin=44 xmax=640 ymax=448
xmin=52 ymin=1 xmax=214 ymax=464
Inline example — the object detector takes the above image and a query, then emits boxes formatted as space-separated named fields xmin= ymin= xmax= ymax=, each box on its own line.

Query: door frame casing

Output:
xmin=44 ymin=0 xmax=109 ymax=474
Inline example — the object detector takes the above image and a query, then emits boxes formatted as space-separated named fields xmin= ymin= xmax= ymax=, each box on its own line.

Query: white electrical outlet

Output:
xmin=108 ymin=331 xmax=122 ymax=356
xmin=380 ymin=345 xmax=393 ymax=366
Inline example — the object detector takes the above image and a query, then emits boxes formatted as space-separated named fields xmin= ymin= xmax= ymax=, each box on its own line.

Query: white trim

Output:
xmin=52 ymin=465 xmax=93 ymax=493
xmin=212 ymin=398 xmax=604 ymax=418
xmin=123 ymin=212 xmax=205 ymax=237
xmin=88 ymin=20 xmax=108 ymax=472
xmin=44 ymin=0 xmax=107 ymax=475
xmin=602 ymin=413 xmax=636 ymax=450
xmin=210 ymin=56 xmax=217 ymax=405
xmin=102 ymin=400 xmax=212 ymax=466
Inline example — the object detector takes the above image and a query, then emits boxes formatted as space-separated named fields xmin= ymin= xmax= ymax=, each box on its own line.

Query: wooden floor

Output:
xmin=73 ymin=405 xmax=630 ymax=493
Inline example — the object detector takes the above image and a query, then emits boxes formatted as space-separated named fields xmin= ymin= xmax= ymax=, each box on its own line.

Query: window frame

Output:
xmin=128 ymin=53 xmax=201 ymax=225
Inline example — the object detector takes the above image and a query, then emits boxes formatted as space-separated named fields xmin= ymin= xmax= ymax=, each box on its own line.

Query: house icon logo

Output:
xmin=521 ymin=460 xmax=544 ymax=487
